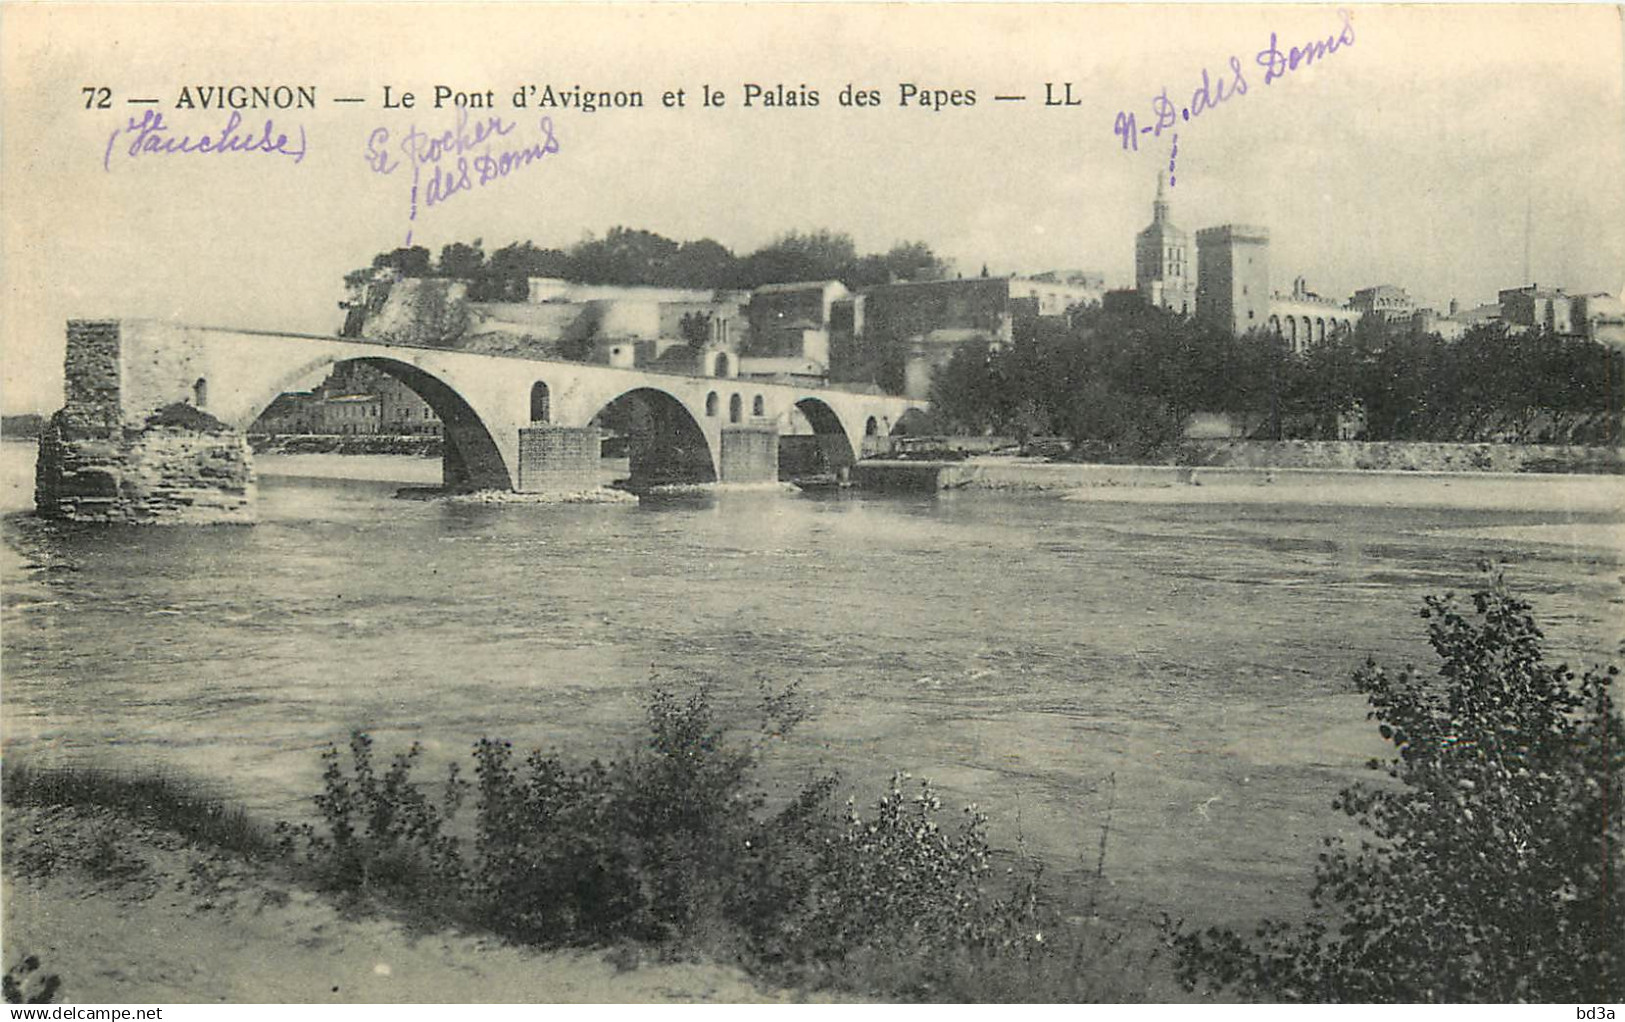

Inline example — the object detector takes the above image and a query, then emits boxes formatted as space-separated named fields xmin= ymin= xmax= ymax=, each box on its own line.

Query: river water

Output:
xmin=3 ymin=440 xmax=1621 ymax=925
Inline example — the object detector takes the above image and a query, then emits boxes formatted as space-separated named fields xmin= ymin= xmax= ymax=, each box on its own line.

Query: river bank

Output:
xmin=855 ymin=456 xmax=1625 ymax=511
xmin=1 ymin=801 xmax=834 ymax=1004
xmin=876 ymin=438 xmax=1624 ymax=475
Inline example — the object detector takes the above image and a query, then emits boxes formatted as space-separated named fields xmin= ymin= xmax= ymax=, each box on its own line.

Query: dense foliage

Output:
xmin=1169 ymin=575 xmax=1624 ymax=1002
xmin=279 ymin=684 xmax=1097 ymax=999
xmin=343 ymin=229 xmax=951 ymax=304
xmin=928 ymin=304 xmax=1623 ymax=450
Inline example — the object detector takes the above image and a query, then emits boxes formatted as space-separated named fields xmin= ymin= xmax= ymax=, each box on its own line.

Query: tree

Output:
xmin=372 ymin=246 xmax=433 ymax=277
xmin=437 ymin=239 xmax=487 ymax=279
xmin=678 ymin=311 xmax=712 ymax=350
xmin=476 ymin=241 xmax=572 ymax=301
xmin=570 ymin=227 xmax=681 ymax=286
xmin=664 ymin=239 xmax=740 ymax=290
xmin=738 ymin=229 xmax=858 ymax=287
xmin=1171 ymin=572 xmax=1624 ymax=1002
xmin=927 ymin=344 xmax=1002 ymax=435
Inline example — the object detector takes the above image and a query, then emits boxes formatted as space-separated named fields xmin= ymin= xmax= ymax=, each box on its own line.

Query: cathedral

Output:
xmin=1134 ymin=172 xmax=1194 ymax=315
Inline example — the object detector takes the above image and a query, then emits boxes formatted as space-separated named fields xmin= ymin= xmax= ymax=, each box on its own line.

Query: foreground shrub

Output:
xmin=281 ymin=683 xmax=1116 ymax=999
xmin=280 ymin=734 xmax=466 ymax=902
xmin=466 ymin=687 xmax=771 ymax=944
xmin=1170 ymin=573 xmax=1624 ymax=1001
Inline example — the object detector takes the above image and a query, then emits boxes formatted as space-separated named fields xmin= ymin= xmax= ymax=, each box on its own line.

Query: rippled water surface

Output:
xmin=4 ymin=441 xmax=1621 ymax=924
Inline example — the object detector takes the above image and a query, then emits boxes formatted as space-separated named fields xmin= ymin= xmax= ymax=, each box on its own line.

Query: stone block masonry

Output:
xmin=36 ymin=320 xmax=256 ymax=524
xmin=719 ymin=425 xmax=780 ymax=483
xmin=36 ymin=414 xmax=255 ymax=524
xmin=517 ymin=425 xmax=601 ymax=493
xmin=61 ymin=320 xmax=124 ymax=432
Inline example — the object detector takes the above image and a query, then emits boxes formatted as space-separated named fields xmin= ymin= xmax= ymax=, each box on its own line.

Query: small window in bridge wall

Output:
xmin=530 ymin=381 xmax=550 ymax=423
xmin=713 ymin=353 xmax=730 ymax=378
xmin=193 ymin=378 xmax=208 ymax=408
xmin=729 ymin=393 xmax=742 ymax=423
xmin=752 ymin=395 xmax=764 ymax=417
xmin=865 ymin=416 xmax=879 ymax=436
xmin=706 ymin=392 xmax=718 ymax=417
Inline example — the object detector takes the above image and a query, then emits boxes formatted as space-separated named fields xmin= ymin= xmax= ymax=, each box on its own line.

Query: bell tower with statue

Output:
xmin=1135 ymin=172 xmax=1194 ymax=315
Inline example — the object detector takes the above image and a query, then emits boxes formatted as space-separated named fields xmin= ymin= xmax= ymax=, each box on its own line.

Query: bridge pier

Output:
xmin=718 ymin=424 xmax=780 ymax=484
xmin=35 ymin=321 xmax=256 ymax=524
xmin=517 ymin=425 xmax=601 ymax=494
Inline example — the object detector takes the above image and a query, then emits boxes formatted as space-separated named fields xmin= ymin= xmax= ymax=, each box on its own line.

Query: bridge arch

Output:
xmin=590 ymin=386 xmax=717 ymax=487
xmin=795 ymin=396 xmax=857 ymax=472
xmin=243 ymin=355 xmax=513 ymax=491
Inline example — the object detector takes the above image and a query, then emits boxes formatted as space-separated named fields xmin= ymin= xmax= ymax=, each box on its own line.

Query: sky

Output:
xmin=3 ymin=3 xmax=1623 ymax=413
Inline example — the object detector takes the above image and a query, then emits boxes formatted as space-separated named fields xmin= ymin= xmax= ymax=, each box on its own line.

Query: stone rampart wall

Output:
xmin=1181 ymin=440 xmax=1622 ymax=475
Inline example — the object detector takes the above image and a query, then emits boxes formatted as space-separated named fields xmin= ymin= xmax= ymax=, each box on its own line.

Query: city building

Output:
xmin=1350 ymin=284 xmax=1416 ymax=323
xmin=1268 ymin=277 xmax=1359 ymax=351
xmin=1135 ymin=172 xmax=1194 ymax=315
xmin=1498 ymin=285 xmax=1577 ymax=335
xmin=525 ymin=278 xmax=724 ymax=305
xmin=252 ymin=391 xmax=319 ymax=434
xmin=745 ymin=280 xmax=849 ymax=369
xmin=1409 ymin=306 xmax=1472 ymax=342
xmin=320 ymin=392 xmax=381 ymax=435
xmin=853 ymin=275 xmax=1093 ymax=398
xmin=1028 ymin=269 xmax=1106 ymax=292
xmin=1183 ymin=206 xmax=1360 ymax=347
xmin=250 ymin=361 xmax=443 ymax=436
xmin=376 ymin=372 xmax=442 ymax=435
xmin=1010 ymin=275 xmax=1105 ymax=315
xmin=1575 ymin=293 xmax=1625 ymax=347
xmin=1195 ymin=224 xmax=1271 ymax=336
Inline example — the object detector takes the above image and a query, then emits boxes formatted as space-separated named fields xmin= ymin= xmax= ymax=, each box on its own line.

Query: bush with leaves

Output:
xmin=280 ymin=682 xmax=1084 ymax=999
xmin=278 ymin=733 xmax=466 ymax=904
xmin=1170 ymin=573 xmax=1623 ymax=1001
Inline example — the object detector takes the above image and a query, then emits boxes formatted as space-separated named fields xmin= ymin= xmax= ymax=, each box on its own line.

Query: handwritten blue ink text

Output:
xmin=366 ymin=106 xmax=562 ymax=247
xmin=1112 ymin=8 xmax=1355 ymax=154
xmin=104 ymin=109 xmax=308 ymax=171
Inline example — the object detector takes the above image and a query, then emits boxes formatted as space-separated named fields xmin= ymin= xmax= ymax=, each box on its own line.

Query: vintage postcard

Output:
xmin=1 ymin=2 xmax=1621 ymax=1008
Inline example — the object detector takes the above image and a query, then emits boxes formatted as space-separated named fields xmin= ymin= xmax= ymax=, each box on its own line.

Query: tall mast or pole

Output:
xmin=1523 ymin=194 xmax=1532 ymax=286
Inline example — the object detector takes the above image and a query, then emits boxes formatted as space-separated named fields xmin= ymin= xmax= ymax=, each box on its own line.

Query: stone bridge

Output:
xmin=35 ymin=320 xmax=924 ymax=522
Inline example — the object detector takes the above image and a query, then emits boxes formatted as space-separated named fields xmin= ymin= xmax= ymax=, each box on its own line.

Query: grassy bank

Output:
xmin=1 ymin=797 xmax=814 ymax=1003
xmin=1 ymin=705 xmax=1173 ymax=1004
